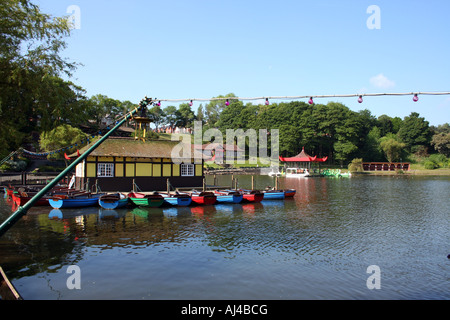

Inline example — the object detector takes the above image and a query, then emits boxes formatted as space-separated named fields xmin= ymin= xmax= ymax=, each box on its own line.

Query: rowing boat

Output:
xmin=128 ymin=192 xmax=164 ymax=207
xmin=160 ymin=192 xmax=192 ymax=207
xmin=238 ymin=189 xmax=264 ymax=203
xmin=49 ymin=193 xmax=104 ymax=209
xmin=184 ymin=191 xmax=217 ymax=205
xmin=214 ymin=190 xmax=243 ymax=204
xmin=98 ymin=193 xmax=129 ymax=209
xmin=262 ymin=190 xmax=285 ymax=200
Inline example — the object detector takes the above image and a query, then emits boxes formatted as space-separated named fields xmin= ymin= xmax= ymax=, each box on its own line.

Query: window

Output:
xmin=98 ymin=163 xmax=114 ymax=177
xmin=181 ymin=164 xmax=194 ymax=176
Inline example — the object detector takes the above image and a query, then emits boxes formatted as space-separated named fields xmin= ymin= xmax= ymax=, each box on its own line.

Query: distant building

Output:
xmin=195 ymin=143 xmax=245 ymax=162
xmin=73 ymin=137 xmax=203 ymax=192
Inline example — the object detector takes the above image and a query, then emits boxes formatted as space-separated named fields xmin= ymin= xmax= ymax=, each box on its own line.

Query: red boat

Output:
xmin=284 ymin=189 xmax=296 ymax=197
xmin=12 ymin=193 xmax=50 ymax=206
xmin=187 ymin=191 xmax=217 ymax=205
xmin=9 ymin=186 xmax=81 ymax=207
xmin=239 ymin=189 xmax=264 ymax=203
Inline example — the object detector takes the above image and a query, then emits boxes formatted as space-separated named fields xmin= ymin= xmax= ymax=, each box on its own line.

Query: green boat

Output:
xmin=128 ymin=192 xmax=164 ymax=207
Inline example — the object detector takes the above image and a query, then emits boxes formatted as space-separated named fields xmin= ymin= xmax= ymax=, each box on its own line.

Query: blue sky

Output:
xmin=35 ymin=0 xmax=450 ymax=125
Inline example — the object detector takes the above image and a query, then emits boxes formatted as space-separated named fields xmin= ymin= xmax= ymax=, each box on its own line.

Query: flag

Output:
xmin=64 ymin=153 xmax=71 ymax=160
xmin=77 ymin=149 xmax=80 ymax=157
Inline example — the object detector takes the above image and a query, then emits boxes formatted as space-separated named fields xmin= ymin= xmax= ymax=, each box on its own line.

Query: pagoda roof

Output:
xmin=279 ymin=147 xmax=328 ymax=162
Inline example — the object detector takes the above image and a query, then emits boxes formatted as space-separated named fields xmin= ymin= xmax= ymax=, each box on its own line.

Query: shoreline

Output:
xmin=205 ymin=167 xmax=450 ymax=176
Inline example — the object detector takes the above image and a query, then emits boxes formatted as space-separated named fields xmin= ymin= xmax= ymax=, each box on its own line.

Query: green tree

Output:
xmin=204 ymin=93 xmax=237 ymax=127
xmin=39 ymin=124 xmax=88 ymax=161
xmin=380 ymin=134 xmax=406 ymax=162
xmin=431 ymin=132 xmax=450 ymax=157
xmin=0 ymin=0 xmax=82 ymax=158
xmin=148 ymin=104 xmax=165 ymax=130
xmin=397 ymin=112 xmax=432 ymax=153
xmin=178 ymin=103 xmax=196 ymax=128
xmin=163 ymin=105 xmax=182 ymax=131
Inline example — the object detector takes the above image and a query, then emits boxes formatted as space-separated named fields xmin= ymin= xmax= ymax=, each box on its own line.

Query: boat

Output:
xmin=321 ymin=169 xmax=351 ymax=178
xmin=98 ymin=193 xmax=129 ymax=210
xmin=284 ymin=189 xmax=296 ymax=197
xmin=49 ymin=193 xmax=104 ymax=209
xmin=0 ymin=266 xmax=22 ymax=300
xmin=12 ymin=191 xmax=50 ymax=206
xmin=285 ymin=167 xmax=310 ymax=178
xmin=262 ymin=190 xmax=285 ymax=200
xmin=9 ymin=186 xmax=77 ymax=207
xmin=160 ymin=192 xmax=192 ymax=207
xmin=268 ymin=169 xmax=282 ymax=177
xmin=128 ymin=192 xmax=164 ymax=207
xmin=186 ymin=191 xmax=217 ymax=205
xmin=214 ymin=190 xmax=243 ymax=204
xmin=238 ymin=189 xmax=264 ymax=203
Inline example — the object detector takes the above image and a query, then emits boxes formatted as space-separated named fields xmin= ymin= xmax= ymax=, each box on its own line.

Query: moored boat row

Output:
xmin=4 ymin=185 xmax=296 ymax=210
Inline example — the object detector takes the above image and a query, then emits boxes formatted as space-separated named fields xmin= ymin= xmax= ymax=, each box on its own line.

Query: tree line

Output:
xmin=1 ymin=1 xmax=449 ymax=168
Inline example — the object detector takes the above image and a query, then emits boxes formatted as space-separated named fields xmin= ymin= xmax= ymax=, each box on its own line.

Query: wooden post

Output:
xmin=167 ymin=178 xmax=170 ymax=195
xmin=275 ymin=176 xmax=278 ymax=190
xmin=251 ymin=176 xmax=255 ymax=190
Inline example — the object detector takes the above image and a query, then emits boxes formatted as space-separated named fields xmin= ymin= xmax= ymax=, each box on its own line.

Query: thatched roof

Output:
xmin=71 ymin=137 xmax=200 ymax=160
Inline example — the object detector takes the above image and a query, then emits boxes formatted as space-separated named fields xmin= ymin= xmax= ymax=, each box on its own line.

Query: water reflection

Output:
xmin=1 ymin=175 xmax=449 ymax=299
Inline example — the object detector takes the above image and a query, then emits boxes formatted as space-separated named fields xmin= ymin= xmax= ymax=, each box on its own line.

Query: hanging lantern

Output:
xmin=358 ymin=95 xmax=363 ymax=103
xmin=225 ymin=99 xmax=230 ymax=106
xmin=265 ymin=98 xmax=269 ymax=105
xmin=308 ymin=97 xmax=314 ymax=105
xmin=413 ymin=94 xmax=419 ymax=102
xmin=189 ymin=100 xmax=193 ymax=106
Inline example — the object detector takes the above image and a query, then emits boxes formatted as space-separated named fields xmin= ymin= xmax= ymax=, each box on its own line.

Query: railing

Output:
xmin=0 ymin=172 xmax=72 ymax=187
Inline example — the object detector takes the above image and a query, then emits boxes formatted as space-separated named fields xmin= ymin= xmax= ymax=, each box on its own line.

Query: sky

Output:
xmin=34 ymin=0 xmax=450 ymax=126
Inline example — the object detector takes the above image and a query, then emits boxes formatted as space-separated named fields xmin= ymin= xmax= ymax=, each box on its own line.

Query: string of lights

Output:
xmin=153 ymin=91 xmax=450 ymax=106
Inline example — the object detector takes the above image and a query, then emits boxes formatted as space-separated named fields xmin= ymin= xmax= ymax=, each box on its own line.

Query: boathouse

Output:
xmin=72 ymin=137 xmax=204 ymax=192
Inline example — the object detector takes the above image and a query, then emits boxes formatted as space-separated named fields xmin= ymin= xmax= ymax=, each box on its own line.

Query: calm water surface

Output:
xmin=0 ymin=175 xmax=449 ymax=300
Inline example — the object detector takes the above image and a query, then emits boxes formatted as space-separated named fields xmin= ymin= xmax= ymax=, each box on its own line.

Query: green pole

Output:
xmin=0 ymin=108 xmax=139 ymax=238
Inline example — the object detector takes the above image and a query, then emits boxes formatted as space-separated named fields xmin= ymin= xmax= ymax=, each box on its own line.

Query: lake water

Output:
xmin=0 ymin=175 xmax=449 ymax=300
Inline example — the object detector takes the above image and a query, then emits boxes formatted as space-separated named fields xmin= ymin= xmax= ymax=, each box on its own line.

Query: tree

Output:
xmin=204 ymin=93 xmax=237 ymax=127
xmin=148 ymin=104 xmax=165 ymax=130
xmin=196 ymin=104 xmax=205 ymax=124
xmin=397 ymin=112 xmax=432 ymax=153
xmin=380 ymin=134 xmax=406 ymax=162
xmin=377 ymin=115 xmax=394 ymax=136
xmin=0 ymin=0 xmax=82 ymax=158
xmin=178 ymin=103 xmax=196 ymax=128
xmin=39 ymin=124 xmax=88 ymax=161
xmin=163 ymin=105 xmax=182 ymax=131
xmin=431 ymin=132 xmax=450 ymax=157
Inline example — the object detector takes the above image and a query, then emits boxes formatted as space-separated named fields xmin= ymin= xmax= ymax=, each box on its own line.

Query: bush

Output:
xmin=348 ymin=158 xmax=364 ymax=172
xmin=423 ymin=160 xmax=439 ymax=170
xmin=428 ymin=154 xmax=448 ymax=168
xmin=0 ymin=160 xmax=28 ymax=172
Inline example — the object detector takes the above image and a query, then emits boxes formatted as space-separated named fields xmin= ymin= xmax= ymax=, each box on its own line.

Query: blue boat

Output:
xmin=161 ymin=193 xmax=192 ymax=207
xmin=98 ymin=193 xmax=129 ymax=210
xmin=49 ymin=194 xmax=104 ymax=209
xmin=214 ymin=190 xmax=243 ymax=204
xmin=262 ymin=190 xmax=285 ymax=200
